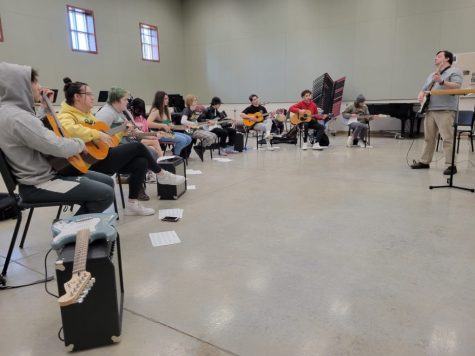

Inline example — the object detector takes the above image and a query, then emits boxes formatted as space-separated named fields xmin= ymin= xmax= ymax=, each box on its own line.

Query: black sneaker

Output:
xmin=411 ymin=161 xmax=430 ymax=169
xmin=443 ymin=166 xmax=457 ymax=175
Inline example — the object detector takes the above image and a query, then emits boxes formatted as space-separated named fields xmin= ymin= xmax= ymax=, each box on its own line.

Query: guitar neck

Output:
xmin=107 ymin=123 xmax=127 ymax=136
xmin=72 ymin=229 xmax=90 ymax=274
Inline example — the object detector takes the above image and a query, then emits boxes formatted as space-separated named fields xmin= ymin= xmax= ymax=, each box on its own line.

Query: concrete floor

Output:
xmin=1 ymin=135 xmax=475 ymax=356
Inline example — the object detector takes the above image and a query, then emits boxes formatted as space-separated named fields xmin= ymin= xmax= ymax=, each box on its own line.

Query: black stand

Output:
xmin=430 ymin=106 xmax=474 ymax=192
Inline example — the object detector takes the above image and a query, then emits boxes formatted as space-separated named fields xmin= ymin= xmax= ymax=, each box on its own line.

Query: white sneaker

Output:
xmin=301 ymin=142 xmax=309 ymax=150
xmin=358 ymin=140 xmax=366 ymax=148
xmin=266 ymin=145 xmax=275 ymax=151
xmin=156 ymin=170 xmax=186 ymax=185
xmin=312 ymin=143 xmax=324 ymax=150
xmin=124 ymin=201 xmax=155 ymax=216
xmin=346 ymin=136 xmax=354 ymax=147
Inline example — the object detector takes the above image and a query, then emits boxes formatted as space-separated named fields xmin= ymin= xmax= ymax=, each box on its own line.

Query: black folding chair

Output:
xmin=0 ymin=150 xmax=76 ymax=283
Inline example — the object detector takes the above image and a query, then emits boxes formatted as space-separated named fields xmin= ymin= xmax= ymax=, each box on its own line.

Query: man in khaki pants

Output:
xmin=411 ymin=50 xmax=463 ymax=175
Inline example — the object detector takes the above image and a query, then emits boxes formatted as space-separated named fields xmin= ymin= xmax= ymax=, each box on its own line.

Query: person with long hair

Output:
xmin=58 ymin=78 xmax=185 ymax=216
xmin=147 ymin=91 xmax=192 ymax=159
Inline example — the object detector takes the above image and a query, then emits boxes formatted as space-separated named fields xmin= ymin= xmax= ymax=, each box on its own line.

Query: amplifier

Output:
xmin=55 ymin=238 xmax=124 ymax=351
xmin=156 ymin=156 xmax=187 ymax=199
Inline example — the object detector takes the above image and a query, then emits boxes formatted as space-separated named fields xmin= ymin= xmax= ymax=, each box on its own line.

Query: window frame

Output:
xmin=0 ymin=16 xmax=4 ymax=43
xmin=139 ymin=22 xmax=160 ymax=63
xmin=66 ymin=5 xmax=98 ymax=54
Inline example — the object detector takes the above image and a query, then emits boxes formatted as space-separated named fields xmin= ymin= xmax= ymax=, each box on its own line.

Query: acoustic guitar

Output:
xmin=57 ymin=229 xmax=95 ymax=307
xmin=242 ymin=112 xmax=271 ymax=127
xmin=81 ymin=122 xmax=127 ymax=160
xmin=289 ymin=110 xmax=321 ymax=125
xmin=41 ymin=93 xmax=95 ymax=175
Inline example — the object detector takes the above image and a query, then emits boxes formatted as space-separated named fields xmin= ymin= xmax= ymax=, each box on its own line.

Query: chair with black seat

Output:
xmin=435 ymin=110 xmax=474 ymax=153
xmin=0 ymin=149 xmax=77 ymax=282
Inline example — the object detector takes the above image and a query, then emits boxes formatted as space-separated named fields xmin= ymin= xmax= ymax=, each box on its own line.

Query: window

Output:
xmin=140 ymin=23 xmax=159 ymax=62
xmin=66 ymin=5 xmax=97 ymax=53
xmin=0 ymin=16 xmax=4 ymax=42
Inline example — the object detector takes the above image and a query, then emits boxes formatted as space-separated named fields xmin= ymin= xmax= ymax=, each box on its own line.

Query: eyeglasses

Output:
xmin=78 ymin=92 xmax=94 ymax=98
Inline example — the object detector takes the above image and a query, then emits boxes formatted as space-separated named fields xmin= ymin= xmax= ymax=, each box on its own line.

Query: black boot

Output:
xmin=193 ymin=146 xmax=205 ymax=161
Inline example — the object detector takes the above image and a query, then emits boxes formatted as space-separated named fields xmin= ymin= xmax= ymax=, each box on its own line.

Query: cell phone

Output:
xmin=161 ymin=216 xmax=179 ymax=222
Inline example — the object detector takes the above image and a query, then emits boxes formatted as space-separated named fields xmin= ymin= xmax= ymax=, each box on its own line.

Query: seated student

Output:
xmin=147 ymin=91 xmax=193 ymax=159
xmin=95 ymin=88 xmax=166 ymax=200
xmin=181 ymin=95 xmax=218 ymax=160
xmin=240 ymin=94 xmax=275 ymax=151
xmin=58 ymin=78 xmax=185 ymax=216
xmin=0 ymin=62 xmax=114 ymax=214
xmin=342 ymin=94 xmax=371 ymax=148
xmin=199 ymin=96 xmax=237 ymax=155
xmin=288 ymin=89 xmax=327 ymax=150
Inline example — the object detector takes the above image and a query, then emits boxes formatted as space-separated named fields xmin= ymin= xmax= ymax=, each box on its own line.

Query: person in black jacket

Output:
xmin=199 ymin=97 xmax=236 ymax=154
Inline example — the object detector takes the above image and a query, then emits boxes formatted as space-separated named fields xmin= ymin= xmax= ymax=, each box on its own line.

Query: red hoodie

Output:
xmin=289 ymin=100 xmax=323 ymax=120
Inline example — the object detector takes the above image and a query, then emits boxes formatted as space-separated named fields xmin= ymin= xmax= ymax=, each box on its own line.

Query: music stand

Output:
xmin=429 ymin=88 xmax=475 ymax=192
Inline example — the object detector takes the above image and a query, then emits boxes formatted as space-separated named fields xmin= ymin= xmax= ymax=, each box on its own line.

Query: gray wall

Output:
xmin=182 ymin=0 xmax=475 ymax=103
xmin=2 ymin=0 xmax=475 ymax=105
xmin=0 ymin=0 xmax=185 ymax=103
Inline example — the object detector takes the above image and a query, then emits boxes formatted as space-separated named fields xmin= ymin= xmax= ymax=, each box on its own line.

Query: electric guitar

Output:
xmin=57 ymin=229 xmax=95 ymax=307
xmin=41 ymin=93 xmax=96 ymax=175
xmin=418 ymin=64 xmax=444 ymax=116
xmin=51 ymin=213 xmax=117 ymax=250
xmin=345 ymin=114 xmax=389 ymax=125
xmin=207 ymin=118 xmax=235 ymax=130
xmin=242 ymin=112 xmax=272 ymax=127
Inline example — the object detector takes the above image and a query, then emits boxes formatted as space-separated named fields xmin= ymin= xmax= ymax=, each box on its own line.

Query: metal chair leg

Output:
xmin=1 ymin=210 xmax=23 ymax=278
xmin=19 ymin=208 xmax=34 ymax=248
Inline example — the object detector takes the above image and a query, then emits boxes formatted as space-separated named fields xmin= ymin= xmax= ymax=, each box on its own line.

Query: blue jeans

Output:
xmin=160 ymin=132 xmax=192 ymax=155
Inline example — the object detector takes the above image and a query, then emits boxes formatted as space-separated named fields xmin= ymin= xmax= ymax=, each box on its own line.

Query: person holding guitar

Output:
xmin=289 ymin=89 xmax=327 ymax=150
xmin=58 ymin=78 xmax=185 ymax=216
xmin=240 ymin=94 xmax=275 ymax=151
xmin=198 ymin=96 xmax=237 ymax=155
xmin=147 ymin=91 xmax=193 ymax=160
xmin=342 ymin=94 xmax=372 ymax=148
xmin=180 ymin=94 xmax=218 ymax=160
xmin=411 ymin=50 xmax=463 ymax=175
xmin=0 ymin=63 xmax=115 ymax=215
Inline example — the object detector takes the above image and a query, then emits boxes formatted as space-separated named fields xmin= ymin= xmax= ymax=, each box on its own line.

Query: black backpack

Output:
xmin=0 ymin=193 xmax=18 ymax=221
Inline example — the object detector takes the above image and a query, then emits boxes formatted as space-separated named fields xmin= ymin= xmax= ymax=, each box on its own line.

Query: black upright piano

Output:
xmin=366 ymin=102 xmax=422 ymax=138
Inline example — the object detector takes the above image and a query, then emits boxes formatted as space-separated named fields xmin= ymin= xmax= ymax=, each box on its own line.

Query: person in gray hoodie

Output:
xmin=0 ymin=62 xmax=115 ymax=214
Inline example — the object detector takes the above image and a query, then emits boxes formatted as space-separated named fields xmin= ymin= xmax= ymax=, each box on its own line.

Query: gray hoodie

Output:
xmin=0 ymin=62 xmax=85 ymax=185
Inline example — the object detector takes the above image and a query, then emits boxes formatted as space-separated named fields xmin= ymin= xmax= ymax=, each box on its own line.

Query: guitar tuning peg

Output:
xmin=91 ymin=277 xmax=96 ymax=284
xmin=77 ymin=298 xmax=84 ymax=304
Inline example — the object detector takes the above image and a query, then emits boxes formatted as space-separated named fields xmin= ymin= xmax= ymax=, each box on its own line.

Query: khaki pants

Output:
xmin=420 ymin=110 xmax=455 ymax=165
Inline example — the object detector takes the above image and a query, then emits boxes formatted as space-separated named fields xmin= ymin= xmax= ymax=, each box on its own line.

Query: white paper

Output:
xmin=212 ymin=158 xmax=233 ymax=162
xmin=149 ymin=231 xmax=181 ymax=247
xmin=35 ymin=179 xmax=79 ymax=193
xmin=186 ymin=169 xmax=202 ymax=175
xmin=158 ymin=208 xmax=184 ymax=219
xmin=157 ymin=155 xmax=177 ymax=162
xmin=187 ymin=185 xmax=196 ymax=190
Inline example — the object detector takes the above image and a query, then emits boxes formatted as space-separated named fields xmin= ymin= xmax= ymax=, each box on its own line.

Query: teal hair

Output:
xmin=108 ymin=87 xmax=129 ymax=104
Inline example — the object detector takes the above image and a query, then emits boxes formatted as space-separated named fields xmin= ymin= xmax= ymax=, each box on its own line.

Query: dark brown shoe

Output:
xmin=411 ymin=161 xmax=430 ymax=169
xmin=137 ymin=188 xmax=150 ymax=201
xmin=443 ymin=166 xmax=457 ymax=175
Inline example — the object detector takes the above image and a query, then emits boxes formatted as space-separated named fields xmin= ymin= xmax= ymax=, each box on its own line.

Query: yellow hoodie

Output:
xmin=57 ymin=101 xmax=101 ymax=143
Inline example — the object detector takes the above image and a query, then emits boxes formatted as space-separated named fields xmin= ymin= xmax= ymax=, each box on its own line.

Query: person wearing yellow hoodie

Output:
xmin=58 ymin=77 xmax=185 ymax=216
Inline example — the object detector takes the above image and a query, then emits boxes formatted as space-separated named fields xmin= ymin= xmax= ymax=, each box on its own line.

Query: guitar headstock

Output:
xmin=58 ymin=271 xmax=95 ymax=307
